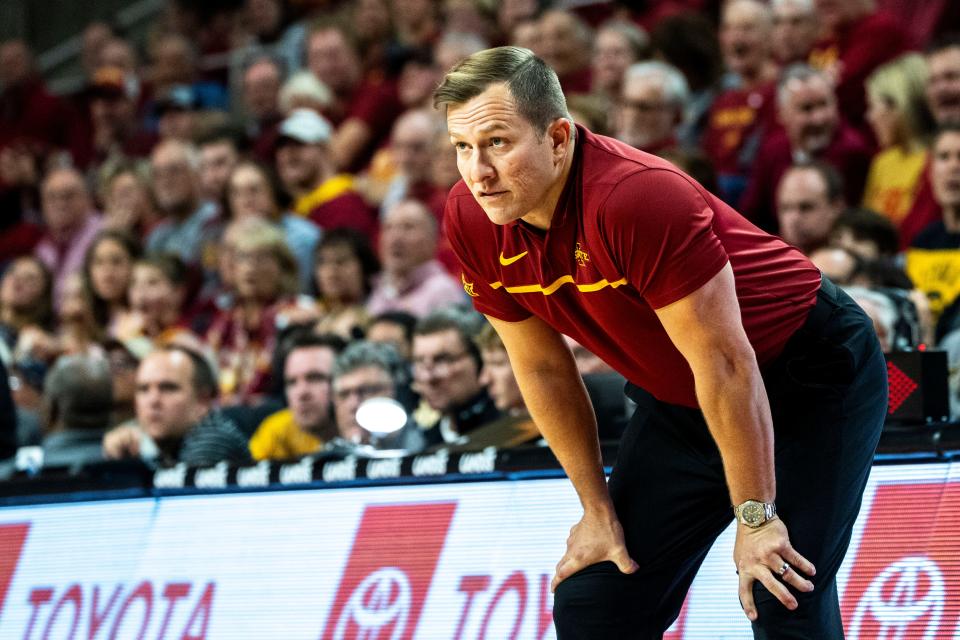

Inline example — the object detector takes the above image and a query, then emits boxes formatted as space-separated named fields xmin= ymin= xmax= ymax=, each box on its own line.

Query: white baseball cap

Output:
xmin=278 ymin=108 xmax=333 ymax=145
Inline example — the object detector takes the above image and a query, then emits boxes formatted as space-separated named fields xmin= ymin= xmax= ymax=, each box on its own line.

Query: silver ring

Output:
xmin=778 ymin=562 xmax=790 ymax=576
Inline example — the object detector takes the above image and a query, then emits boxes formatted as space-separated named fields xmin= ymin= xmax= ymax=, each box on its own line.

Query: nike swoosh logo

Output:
xmin=499 ymin=251 xmax=528 ymax=266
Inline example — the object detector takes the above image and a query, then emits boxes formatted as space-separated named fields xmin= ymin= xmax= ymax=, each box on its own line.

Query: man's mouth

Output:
xmin=479 ymin=190 xmax=507 ymax=198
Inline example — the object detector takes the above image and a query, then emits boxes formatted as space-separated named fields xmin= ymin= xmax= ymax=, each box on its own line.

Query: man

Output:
xmin=366 ymin=311 xmax=417 ymax=361
xmin=274 ymin=108 xmax=377 ymax=241
xmin=331 ymin=341 xmax=406 ymax=446
xmin=249 ymin=333 xmax=343 ymax=461
xmin=771 ymin=0 xmax=819 ymax=66
xmin=380 ymin=109 xmax=446 ymax=218
xmin=367 ymin=200 xmax=464 ymax=317
xmin=35 ymin=167 xmax=102 ymax=309
xmin=102 ymin=347 xmax=251 ymax=466
xmin=306 ymin=23 xmax=403 ymax=172
xmin=146 ymin=139 xmax=220 ymax=270
xmin=590 ymin=20 xmax=649 ymax=102
xmin=410 ymin=308 xmax=501 ymax=448
xmin=241 ymin=55 xmax=285 ymax=158
xmin=740 ymin=64 xmax=872 ymax=231
xmin=775 ymin=163 xmax=845 ymax=255
xmin=703 ymin=0 xmax=778 ymax=204
xmin=475 ymin=323 xmax=525 ymax=415
xmin=615 ymin=61 xmax=689 ymax=155
xmin=537 ymin=10 xmax=593 ymax=94
xmin=198 ymin=128 xmax=241 ymax=207
xmin=435 ymin=47 xmax=886 ymax=636
xmin=807 ymin=0 xmax=911 ymax=137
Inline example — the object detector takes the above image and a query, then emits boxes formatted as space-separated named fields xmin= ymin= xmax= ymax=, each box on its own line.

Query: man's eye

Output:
xmin=491 ymin=137 xmax=504 ymax=147
xmin=455 ymin=142 xmax=469 ymax=151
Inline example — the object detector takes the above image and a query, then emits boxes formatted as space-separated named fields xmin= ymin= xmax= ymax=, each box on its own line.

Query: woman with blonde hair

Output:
xmin=862 ymin=53 xmax=937 ymax=226
xmin=205 ymin=217 xmax=310 ymax=405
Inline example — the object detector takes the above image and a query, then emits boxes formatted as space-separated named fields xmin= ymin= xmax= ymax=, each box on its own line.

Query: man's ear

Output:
xmin=549 ymin=118 xmax=573 ymax=159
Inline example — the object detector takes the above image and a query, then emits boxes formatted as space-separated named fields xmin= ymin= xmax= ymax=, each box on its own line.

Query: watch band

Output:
xmin=734 ymin=500 xmax=777 ymax=527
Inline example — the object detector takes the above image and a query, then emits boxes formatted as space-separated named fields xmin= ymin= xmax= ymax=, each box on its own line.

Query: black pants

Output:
xmin=553 ymin=278 xmax=888 ymax=639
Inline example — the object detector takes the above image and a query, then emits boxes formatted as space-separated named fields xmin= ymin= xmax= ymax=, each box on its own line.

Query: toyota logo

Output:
xmin=333 ymin=567 xmax=412 ymax=640
xmin=849 ymin=556 xmax=945 ymax=640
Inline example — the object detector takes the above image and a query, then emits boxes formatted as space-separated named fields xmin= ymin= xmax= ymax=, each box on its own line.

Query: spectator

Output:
xmin=591 ymin=20 xmax=650 ymax=103
xmin=35 ymin=354 xmax=113 ymax=470
xmin=82 ymin=230 xmax=141 ymax=334
xmin=0 ymin=257 xmax=52 ymax=353
xmin=103 ymin=337 xmax=151 ymax=427
xmin=614 ymin=61 xmax=689 ymax=155
xmin=740 ymin=64 xmax=872 ymax=231
xmin=538 ymin=10 xmax=594 ymax=95
xmin=102 ymin=346 xmax=251 ymax=466
xmin=410 ymin=308 xmax=500 ymax=447
xmin=227 ymin=161 xmax=320 ymax=292
xmin=775 ymin=163 xmax=845 ymax=255
xmin=497 ymin=0 xmax=541 ymax=40
xmin=249 ymin=332 xmax=343 ymax=461
xmin=366 ymin=310 xmax=417 ymax=360
xmin=434 ymin=31 xmax=489 ymax=77
xmin=313 ymin=228 xmax=380 ymax=339
xmin=391 ymin=0 xmax=441 ymax=49
xmin=862 ymin=54 xmax=935 ymax=227
xmin=206 ymin=218 xmax=302 ymax=405
xmin=380 ymin=109 xmax=446 ymax=219
xmin=770 ymin=0 xmax=819 ymax=66
xmin=84 ymin=66 xmax=157 ymax=167
xmin=278 ymin=71 xmax=332 ymax=116
xmin=350 ymin=0 xmax=393 ymax=71
xmin=240 ymin=55 xmax=285 ymax=156
xmin=844 ymin=286 xmax=898 ymax=352
xmin=35 ymin=167 xmax=103 ymax=310
xmin=154 ymin=84 xmax=203 ymax=143
xmin=274 ymin=108 xmax=378 ymax=241
xmin=807 ymin=0 xmax=912 ymax=137
xmin=510 ymin=18 xmax=542 ymax=55
xmin=475 ymin=323 xmax=525 ymax=416
xmin=147 ymin=33 xmax=229 ymax=113
xmin=306 ymin=22 xmax=403 ymax=172
xmin=98 ymin=162 xmax=162 ymax=236
xmin=831 ymin=207 xmax=900 ymax=259
xmin=146 ymin=140 xmax=220 ymax=269
xmin=910 ymin=126 xmax=960 ymax=250
xmin=331 ymin=340 xmax=408 ymax=446
xmin=234 ymin=0 xmax=306 ymax=77
xmin=125 ymin=254 xmax=190 ymax=341
xmin=367 ymin=200 xmax=464 ymax=317
xmin=703 ymin=0 xmax=778 ymax=204
xmin=807 ymin=245 xmax=861 ymax=285
xmin=198 ymin=127 xmax=242 ymax=209
xmin=898 ymin=34 xmax=960 ymax=246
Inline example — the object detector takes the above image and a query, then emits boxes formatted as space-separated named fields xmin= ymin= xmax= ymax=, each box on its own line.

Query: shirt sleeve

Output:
xmin=444 ymin=196 xmax=532 ymax=323
xmin=600 ymin=168 xmax=729 ymax=309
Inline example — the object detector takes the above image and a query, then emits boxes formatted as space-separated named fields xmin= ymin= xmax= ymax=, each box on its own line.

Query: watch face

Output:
xmin=742 ymin=502 xmax=764 ymax=526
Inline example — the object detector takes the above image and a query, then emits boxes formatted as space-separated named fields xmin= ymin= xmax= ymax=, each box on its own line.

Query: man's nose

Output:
xmin=468 ymin=150 xmax=496 ymax=185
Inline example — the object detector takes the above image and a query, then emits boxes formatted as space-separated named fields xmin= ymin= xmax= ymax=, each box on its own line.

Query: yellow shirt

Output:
xmin=249 ymin=409 xmax=324 ymax=461
xmin=293 ymin=174 xmax=357 ymax=217
xmin=862 ymin=147 xmax=927 ymax=226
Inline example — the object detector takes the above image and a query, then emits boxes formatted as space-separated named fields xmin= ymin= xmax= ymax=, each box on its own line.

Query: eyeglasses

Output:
xmin=334 ymin=383 xmax=393 ymax=403
xmin=412 ymin=351 xmax=470 ymax=373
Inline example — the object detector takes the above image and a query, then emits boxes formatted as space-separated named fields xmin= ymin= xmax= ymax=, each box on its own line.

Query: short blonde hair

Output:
xmin=230 ymin=218 xmax=299 ymax=296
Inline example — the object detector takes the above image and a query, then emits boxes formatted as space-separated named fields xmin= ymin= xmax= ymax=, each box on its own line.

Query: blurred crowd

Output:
xmin=1 ymin=0 xmax=959 ymax=476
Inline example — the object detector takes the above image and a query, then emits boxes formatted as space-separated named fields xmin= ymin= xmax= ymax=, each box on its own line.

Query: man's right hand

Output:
xmin=551 ymin=509 xmax=639 ymax=592
xmin=102 ymin=426 xmax=143 ymax=460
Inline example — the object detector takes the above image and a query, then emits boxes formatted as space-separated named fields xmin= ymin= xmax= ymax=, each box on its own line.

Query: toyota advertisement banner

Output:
xmin=0 ymin=461 xmax=957 ymax=639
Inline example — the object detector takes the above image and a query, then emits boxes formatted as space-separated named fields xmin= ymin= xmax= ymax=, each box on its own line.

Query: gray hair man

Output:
xmin=615 ymin=61 xmax=689 ymax=154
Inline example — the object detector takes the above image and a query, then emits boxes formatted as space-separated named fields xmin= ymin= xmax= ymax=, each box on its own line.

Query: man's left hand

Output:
xmin=734 ymin=517 xmax=816 ymax=621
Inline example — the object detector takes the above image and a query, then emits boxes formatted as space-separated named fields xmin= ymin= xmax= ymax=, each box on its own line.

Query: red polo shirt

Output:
xmin=445 ymin=126 xmax=820 ymax=408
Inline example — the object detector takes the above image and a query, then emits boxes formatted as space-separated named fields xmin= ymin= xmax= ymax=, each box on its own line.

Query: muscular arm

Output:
xmin=654 ymin=262 xmax=774 ymax=504
xmin=486 ymin=313 xmax=612 ymax=515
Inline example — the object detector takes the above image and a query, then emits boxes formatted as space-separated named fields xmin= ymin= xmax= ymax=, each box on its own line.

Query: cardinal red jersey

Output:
xmin=445 ymin=126 xmax=821 ymax=408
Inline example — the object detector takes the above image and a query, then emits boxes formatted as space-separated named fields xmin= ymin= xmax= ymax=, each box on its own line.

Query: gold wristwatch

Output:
xmin=734 ymin=500 xmax=777 ymax=528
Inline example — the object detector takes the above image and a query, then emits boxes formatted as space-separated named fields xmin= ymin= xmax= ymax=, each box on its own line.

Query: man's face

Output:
xmin=333 ymin=365 xmax=395 ymax=442
xmin=306 ymin=29 xmax=359 ymax=96
xmin=150 ymin=145 xmax=198 ymax=213
xmin=776 ymin=167 xmax=840 ymax=253
xmin=779 ymin=76 xmax=839 ymax=154
xmin=380 ymin=202 xmax=436 ymax=275
xmin=720 ymin=0 xmax=771 ymax=78
xmin=617 ymin=74 xmax=677 ymax=150
xmin=90 ymin=95 xmax=135 ymax=135
xmin=412 ymin=329 xmax=482 ymax=413
xmin=199 ymin=141 xmax=239 ymax=203
xmin=285 ymin=346 xmax=335 ymax=434
xmin=275 ymin=141 xmax=325 ymax=193
xmin=592 ymin=29 xmax=636 ymax=95
xmin=932 ymin=131 xmax=960 ymax=211
xmin=538 ymin=11 xmax=587 ymax=77
xmin=135 ymin=351 xmax=208 ymax=442
xmin=479 ymin=346 xmax=523 ymax=412
xmin=926 ymin=47 xmax=960 ymax=127
xmin=41 ymin=170 xmax=91 ymax=235
xmin=391 ymin=115 xmax=434 ymax=183
xmin=243 ymin=61 xmax=281 ymax=119
xmin=771 ymin=0 xmax=818 ymax=64
xmin=366 ymin=321 xmax=410 ymax=360
xmin=447 ymin=83 xmax=571 ymax=226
